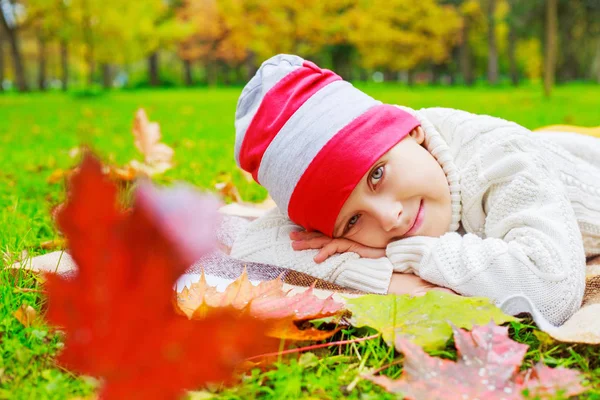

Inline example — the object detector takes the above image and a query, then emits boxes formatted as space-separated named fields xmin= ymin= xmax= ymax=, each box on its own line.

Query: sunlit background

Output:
xmin=0 ymin=0 xmax=599 ymax=94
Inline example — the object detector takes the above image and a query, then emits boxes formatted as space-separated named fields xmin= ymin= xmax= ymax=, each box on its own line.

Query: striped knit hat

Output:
xmin=234 ymin=54 xmax=420 ymax=237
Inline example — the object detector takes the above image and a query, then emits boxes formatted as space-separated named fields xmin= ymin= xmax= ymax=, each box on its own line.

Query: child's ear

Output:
xmin=409 ymin=126 xmax=425 ymax=145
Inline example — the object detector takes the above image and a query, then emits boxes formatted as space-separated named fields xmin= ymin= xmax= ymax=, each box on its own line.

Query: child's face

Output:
xmin=333 ymin=127 xmax=452 ymax=248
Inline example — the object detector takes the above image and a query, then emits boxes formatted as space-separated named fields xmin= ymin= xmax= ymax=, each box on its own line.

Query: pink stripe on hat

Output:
xmin=239 ymin=60 xmax=341 ymax=182
xmin=288 ymin=104 xmax=420 ymax=236
xmin=234 ymin=54 xmax=420 ymax=236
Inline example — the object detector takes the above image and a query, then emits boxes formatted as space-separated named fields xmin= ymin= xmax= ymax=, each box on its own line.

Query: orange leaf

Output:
xmin=13 ymin=304 xmax=38 ymax=328
xmin=47 ymin=168 xmax=70 ymax=184
xmin=176 ymin=269 xmax=346 ymax=340
xmin=214 ymin=180 xmax=243 ymax=203
xmin=45 ymin=153 xmax=277 ymax=400
xmin=39 ymin=238 xmax=66 ymax=250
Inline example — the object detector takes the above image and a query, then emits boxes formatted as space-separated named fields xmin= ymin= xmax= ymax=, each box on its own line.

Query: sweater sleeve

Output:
xmin=386 ymin=132 xmax=586 ymax=327
xmin=230 ymin=207 xmax=394 ymax=293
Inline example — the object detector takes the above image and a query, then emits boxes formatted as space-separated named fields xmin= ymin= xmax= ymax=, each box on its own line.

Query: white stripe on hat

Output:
xmin=257 ymin=79 xmax=380 ymax=214
xmin=234 ymin=55 xmax=304 ymax=166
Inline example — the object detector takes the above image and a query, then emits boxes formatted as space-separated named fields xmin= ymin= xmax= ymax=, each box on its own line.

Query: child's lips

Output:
xmin=404 ymin=199 xmax=424 ymax=237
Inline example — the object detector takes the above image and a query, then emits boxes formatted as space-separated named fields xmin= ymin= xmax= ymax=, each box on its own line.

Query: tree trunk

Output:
xmin=508 ymin=21 xmax=519 ymax=86
xmin=331 ymin=44 xmax=353 ymax=81
xmin=487 ymin=0 xmax=498 ymax=85
xmin=183 ymin=59 xmax=193 ymax=86
xmin=0 ymin=9 xmax=28 ymax=91
xmin=234 ymin=63 xmax=245 ymax=84
xmin=0 ymin=29 xmax=4 ymax=92
xmin=406 ymin=70 xmax=415 ymax=86
xmin=60 ymin=40 xmax=68 ymax=91
xmin=544 ymin=0 xmax=558 ymax=97
xmin=37 ymin=35 xmax=47 ymax=91
xmin=148 ymin=52 xmax=160 ymax=86
xmin=101 ymin=63 xmax=111 ymax=89
xmin=460 ymin=19 xmax=474 ymax=86
xmin=86 ymin=46 xmax=94 ymax=87
xmin=206 ymin=61 xmax=217 ymax=87
xmin=592 ymin=39 xmax=600 ymax=84
xmin=80 ymin=0 xmax=95 ymax=87
xmin=220 ymin=62 xmax=231 ymax=85
xmin=245 ymin=51 xmax=257 ymax=81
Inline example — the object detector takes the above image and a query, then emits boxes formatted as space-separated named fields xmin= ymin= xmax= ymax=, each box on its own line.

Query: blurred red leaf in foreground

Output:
xmin=44 ymin=153 xmax=278 ymax=400
xmin=366 ymin=322 xmax=585 ymax=399
xmin=175 ymin=270 xmax=346 ymax=340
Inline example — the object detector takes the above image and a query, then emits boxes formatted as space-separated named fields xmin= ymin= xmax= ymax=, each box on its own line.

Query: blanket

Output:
xmin=11 ymin=207 xmax=600 ymax=344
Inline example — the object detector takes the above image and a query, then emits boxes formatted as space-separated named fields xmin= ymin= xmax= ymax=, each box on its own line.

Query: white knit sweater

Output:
xmin=230 ymin=107 xmax=600 ymax=327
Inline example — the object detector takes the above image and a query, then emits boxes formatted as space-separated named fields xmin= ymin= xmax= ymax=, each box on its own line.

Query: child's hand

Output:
xmin=289 ymin=230 xmax=386 ymax=263
xmin=388 ymin=273 xmax=456 ymax=296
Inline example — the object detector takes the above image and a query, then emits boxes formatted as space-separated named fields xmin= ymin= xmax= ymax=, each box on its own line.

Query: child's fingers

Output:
xmin=291 ymin=236 xmax=332 ymax=250
xmin=313 ymin=240 xmax=350 ymax=263
xmin=289 ymin=230 xmax=326 ymax=240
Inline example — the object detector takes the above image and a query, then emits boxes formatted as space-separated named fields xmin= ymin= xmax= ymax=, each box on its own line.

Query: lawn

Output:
xmin=1 ymin=83 xmax=600 ymax=399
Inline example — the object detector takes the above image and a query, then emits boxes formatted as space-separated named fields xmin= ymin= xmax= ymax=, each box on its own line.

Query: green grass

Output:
xmin=1 ymin=83 xmax=600 ymax=399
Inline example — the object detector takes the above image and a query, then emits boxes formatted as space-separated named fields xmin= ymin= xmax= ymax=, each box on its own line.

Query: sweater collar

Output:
xmin=395 ymin=105 xmax=462 ymax=233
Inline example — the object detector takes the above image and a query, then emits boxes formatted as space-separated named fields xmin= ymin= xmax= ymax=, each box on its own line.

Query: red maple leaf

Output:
xmin=44 ymin=153 xmax=278 ymax=400
xmin=366 ymin=322 xmax=585 ymax=400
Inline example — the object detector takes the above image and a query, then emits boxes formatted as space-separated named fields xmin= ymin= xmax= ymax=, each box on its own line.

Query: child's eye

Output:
xmin=347 ymin=214 xmax=361 ymax=232
xmin=370 ymin=166 xmax=384 ymax=186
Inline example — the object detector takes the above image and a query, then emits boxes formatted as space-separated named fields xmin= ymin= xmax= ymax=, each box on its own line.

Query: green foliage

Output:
xmin=346 ymin=292 xmax=516 ymax=350
xmin=1 ymin=86 xmax=600 ymax=397
xmin=0 ymin=269 xmax=97 ymax=399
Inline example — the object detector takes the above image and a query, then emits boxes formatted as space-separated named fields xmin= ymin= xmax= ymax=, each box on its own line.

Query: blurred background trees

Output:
xmin=0 ymin=0 xmax=598 ymax=94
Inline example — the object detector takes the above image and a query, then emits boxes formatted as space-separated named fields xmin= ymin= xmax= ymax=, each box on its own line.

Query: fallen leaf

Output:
xmin=45 ymin=153 xmax=277 ymax=400
xmin=47 ymin=169 xmax=69 ymax=184
xmin=39 ymin=238 xmax=66 ymax=250
xmin=346 ymin=291 xmax=515 ymax=350
xmin=175 ymin=270 xmax=345 ymax=340
xmin=214 ymin=180 xmax=243 ymax=203
xmin=131 ymin=108 xmax=174 ymax=175
xmin=13 ymin=304 xmax=38 ymax=328
xmin=365 ymin=323 xmax=585 ymax=400
xmin=106 ymin=164 xmax=138 ymax=182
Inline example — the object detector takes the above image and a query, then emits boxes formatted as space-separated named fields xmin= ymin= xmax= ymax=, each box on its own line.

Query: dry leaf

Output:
xmin=47 ymin=169 xmax=69 ymax=184
xmin=13 ymin=304 xmax=38 ymax=328
xmin=214 ymin=181 xmax=243 ymax=203
xmin=39 ymin=238 xmax=66 ymax=250
xmin=175 ymin=269 xmax=345 ymax=340
xmin=45 ymin=153 xmax=277 ymax=400
xmin=365 ymin=322 xmax=585 ymax=400
xmin=131 ymin=108 xmax=174 ymax=175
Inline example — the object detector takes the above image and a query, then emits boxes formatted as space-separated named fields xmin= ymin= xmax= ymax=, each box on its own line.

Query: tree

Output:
xmin=347 ymin=0 xmax=462 ymax=77
xmin=0 ymin=22 xmax=4 ymax=91
xmin=457 ymin=1 xmax=481 ymax=85
xmin=544 ymin=0 xmax=557 ymax=97
xmin=486 ymin=0 xmax=498 ymax=84
xmin=142 ymin=0 xmax=190 ymax=87
xmin=0 ymin=0 xmax=28 ymax=91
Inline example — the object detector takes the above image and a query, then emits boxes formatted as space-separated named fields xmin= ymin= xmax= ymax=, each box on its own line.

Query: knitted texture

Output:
xmin=234 ymin=54 xmax=420 ymax=236
xmin=231 ymin=106 xmax=599 ymax=327
xmin=229 ymin=207 xmax=394 ymax=293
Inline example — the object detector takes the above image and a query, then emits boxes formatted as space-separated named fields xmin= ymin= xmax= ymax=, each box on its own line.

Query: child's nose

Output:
xmin=374 ymin=201 xmax=403 ymax=232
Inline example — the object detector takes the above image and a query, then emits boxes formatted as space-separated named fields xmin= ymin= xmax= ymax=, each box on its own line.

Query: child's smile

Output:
xmin=333 ymin=126 xmax=453 ymax=248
